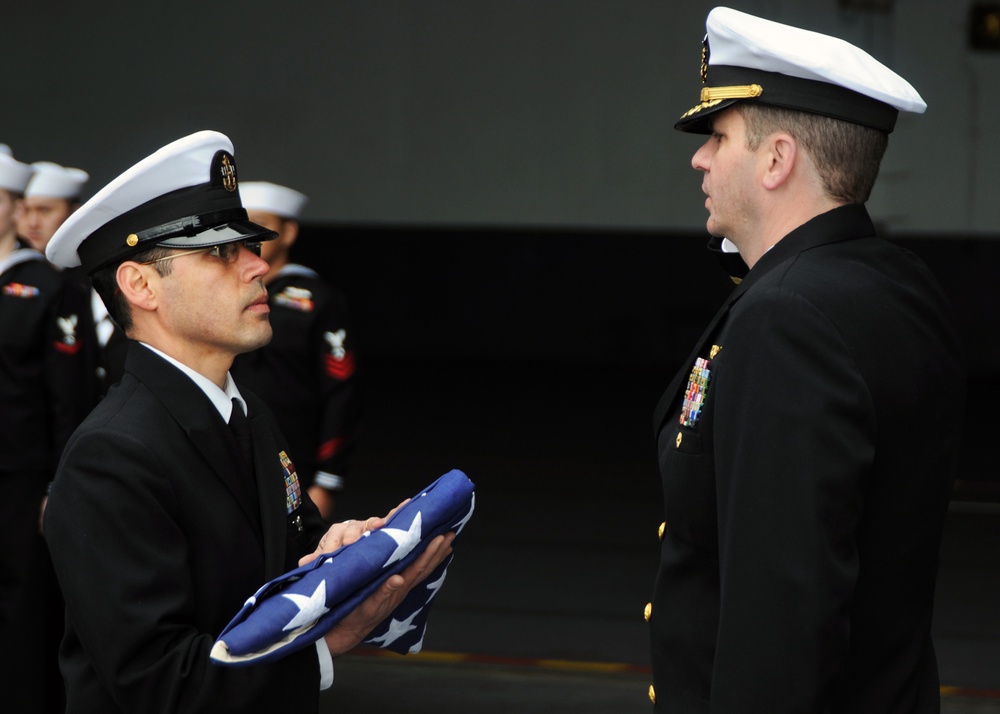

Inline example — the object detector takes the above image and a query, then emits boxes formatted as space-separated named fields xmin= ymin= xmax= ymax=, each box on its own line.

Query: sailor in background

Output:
xmin=232 ymin=181 xmax=360 ymax=521
xmin=0 ymin=151 xmax=92 ymax=714
xmin=19 ymin=160 xmax=125 ymax=401
xmin=17 ymin=161 xmax=89 ymax=253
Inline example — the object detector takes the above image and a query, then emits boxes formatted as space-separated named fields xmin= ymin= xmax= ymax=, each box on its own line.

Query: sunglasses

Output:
xmin=140 ymin=240 xmax=263 ymax=266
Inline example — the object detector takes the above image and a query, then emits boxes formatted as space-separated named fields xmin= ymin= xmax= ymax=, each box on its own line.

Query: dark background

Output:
xmin=293 ymin=225 xmax=1000 ymax=488
xmin=297 ymin=225 xmax=1000 ymax=710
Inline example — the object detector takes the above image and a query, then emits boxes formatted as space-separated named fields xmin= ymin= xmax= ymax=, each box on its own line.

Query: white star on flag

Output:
xmin=425 ymin=568 xmax=448 ymax=603
xmin=281 ymin=580 xmax=330 ymax=632
xmin=211 ymin=470 xmax=475 ymax=667
xmin=367 ymin=608 xmax=422 ymax=647
xmin=451 ymin=493 xmax=475 ymax=534
xmin=407 ymin=632 xmax=426 ymax=655
xmin=380 ymin=512 xmax=423 ymax=567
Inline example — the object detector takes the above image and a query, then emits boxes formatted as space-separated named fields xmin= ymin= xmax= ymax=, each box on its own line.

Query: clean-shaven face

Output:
xmin=0 ymin=189 xmax=21 ymax=240
xmin=690 ymin=108 xmax=761 ymax=244
xmin=150 ymin=241 xmax=274 ymax=362
xmin=17 ymin=196 xmax=76 ymax=251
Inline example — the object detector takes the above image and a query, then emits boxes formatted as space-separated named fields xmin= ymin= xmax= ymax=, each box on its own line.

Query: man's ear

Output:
xmin=116 ymin=262 xmax=159 ymax=313
xmin=761 ymin=132 xmax=798 ymax=191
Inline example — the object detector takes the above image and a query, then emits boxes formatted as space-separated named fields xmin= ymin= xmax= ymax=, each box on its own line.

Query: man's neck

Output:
xmin=132 ymin=330 xmax=234 ymax=390
xmin=739 ymin=196 xmax=842 ymax=269
xmin=140 ymin=343 xmax=243 ymax=420
xmin=0 ymin=230 xmax=17 ymax=261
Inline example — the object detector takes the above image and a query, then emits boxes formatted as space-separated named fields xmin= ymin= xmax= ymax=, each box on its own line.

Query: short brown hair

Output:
xmin=736 ymin=103 xmax=889 ymax=204
xmin=91 ymin=246 xmax=174 ymax=334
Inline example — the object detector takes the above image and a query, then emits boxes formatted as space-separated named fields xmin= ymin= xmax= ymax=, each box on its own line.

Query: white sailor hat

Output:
xmin=0 ymin=144 xmax=11 ymax=156
xmin=0 ymin=153 xmax=35 ymax=194
xmin=25 ymin=162 xmax=90 ymax=201
xmin=47 ymin=130 xmax=277 ymax=274
xmin=676 ymin=7 xmax=926 ymax=134
xmin=239 ymin=181 xmax=308 ymax=220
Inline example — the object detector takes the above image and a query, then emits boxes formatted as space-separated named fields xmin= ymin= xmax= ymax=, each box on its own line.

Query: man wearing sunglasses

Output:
xmin=42 ymin=131 xmax=454 ymax=713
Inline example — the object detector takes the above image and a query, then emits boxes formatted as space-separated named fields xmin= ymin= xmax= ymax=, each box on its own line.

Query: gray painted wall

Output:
xmin=5 ymin=0 xmax=997 ymax=233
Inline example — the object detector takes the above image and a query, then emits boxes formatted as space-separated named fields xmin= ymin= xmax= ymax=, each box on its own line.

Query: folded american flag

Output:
xmin=210 ymin=469 xmax=475 ymax=666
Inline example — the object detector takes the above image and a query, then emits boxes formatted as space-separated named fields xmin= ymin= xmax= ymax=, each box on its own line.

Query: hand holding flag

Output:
xmin=211 ymin=469 xmax=475 ymax=666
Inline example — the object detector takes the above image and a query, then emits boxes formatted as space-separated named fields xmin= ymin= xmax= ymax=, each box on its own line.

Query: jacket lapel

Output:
xmin=652 ymin=205 xmax=877 ymax=434
xmin=247 ymin=410 xmax=288 ymax=579
xmin=652 ymin=286 xmax=742 ymax=434
xmin=124 ymin=344 xmax=264 ymax=547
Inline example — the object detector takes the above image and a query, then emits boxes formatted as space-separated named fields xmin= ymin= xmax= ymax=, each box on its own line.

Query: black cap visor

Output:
xmin=79 ymin=182 xmax=276 ymax=274
xmin=158 ymin=218 xmax=277 ymax=250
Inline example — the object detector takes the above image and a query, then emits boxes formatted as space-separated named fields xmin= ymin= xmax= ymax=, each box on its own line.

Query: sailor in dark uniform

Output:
xmin=42 ymin=131 xmax=452 ymax=713
xmin=17 ymin=161 xmax=89 ymax=254
xmin=232 ymin=181 xmax=360 ymax=521
xmin=646 ymin=8 xmax=966 ymax=712
xmin=0 ymin=152 xmax=93 ymax=714
xmin=20 ymin=160 xmax=127 ymax=399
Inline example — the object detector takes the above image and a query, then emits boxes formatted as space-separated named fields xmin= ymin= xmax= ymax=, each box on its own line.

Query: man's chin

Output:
xmin=705 ymin=214 xmax=729 ymax=238
xmin=240 ymin=326 xmax=273 ymax=354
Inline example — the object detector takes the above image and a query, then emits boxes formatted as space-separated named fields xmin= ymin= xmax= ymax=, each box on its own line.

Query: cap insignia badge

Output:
xmin=220 ymin=154 xmax=237 ymax=192
xmin=700 ymin=38 xmax=709 ymax=84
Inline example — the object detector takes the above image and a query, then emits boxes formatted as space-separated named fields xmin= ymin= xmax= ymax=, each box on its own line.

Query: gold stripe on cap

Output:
xmin=679 ymin=98 xmax=725 ymax=120
xmin=700 ymin=84 xmax=763 ymax=102
xmin=679 ymin=84 xmax=764 ymax=121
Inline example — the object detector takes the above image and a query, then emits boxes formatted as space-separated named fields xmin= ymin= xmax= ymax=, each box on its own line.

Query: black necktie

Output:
xmin=228 ymin=398 xmax=255 ymax=469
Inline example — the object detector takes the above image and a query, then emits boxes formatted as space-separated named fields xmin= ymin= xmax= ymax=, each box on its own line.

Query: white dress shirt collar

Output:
xmin=138 ymin=343 xmax=247 ymax=421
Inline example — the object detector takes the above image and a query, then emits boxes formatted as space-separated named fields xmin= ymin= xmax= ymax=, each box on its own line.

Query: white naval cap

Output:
xmin=0 ymin=144 xmax=11 ymax=156
xmin=0 ymin=153 xmax=35 ymax=194
xmin=676 ymin=7 xmax=926 ymax=134
xmin=25 ymin=161 xmax=89 ymax=201
xmin=240 ymin=181 xmax=308 ymax=220
xmin=47 ymin=130 xmax=277 ymax=274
